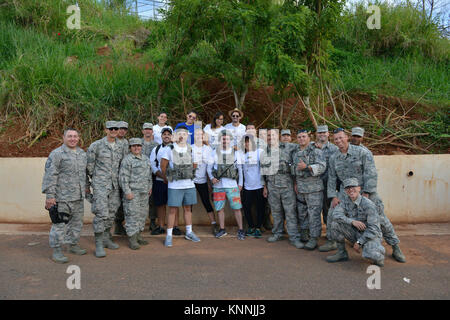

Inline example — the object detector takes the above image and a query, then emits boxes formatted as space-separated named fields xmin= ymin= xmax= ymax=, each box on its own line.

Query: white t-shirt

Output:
xmin=153 ymin=124 xmax=173 ymax=145
xmin=224 ymin=123 xmax=246 ymax=148
xmin=192 ymin=144 xmax=213 ymax=184
xmin=203 ymin=124 xmax=225 ymax=150
xmin=150 ymin=144 xmax=170 ymax=182
xmin=207 ymin=148 xmax=243 ymax=188
xmin=237 ymin=149 xmax=264 ymax=190
xmin=161 ymin=143 xmax=195 ymax=189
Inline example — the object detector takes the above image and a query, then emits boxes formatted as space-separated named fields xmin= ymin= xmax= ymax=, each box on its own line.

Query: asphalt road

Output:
xmin=1 ymin=226 xmax=449 ymax=300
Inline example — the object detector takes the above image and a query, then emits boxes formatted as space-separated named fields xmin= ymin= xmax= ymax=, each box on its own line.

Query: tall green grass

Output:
xmin=331 ymin=48 xmax=450 ymax=106
xmin=336 ymin=0 xmax=449 ymax=62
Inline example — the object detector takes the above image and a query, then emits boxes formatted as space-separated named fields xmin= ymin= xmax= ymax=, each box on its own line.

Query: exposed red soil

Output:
xmin=0 ymin=77 xmax=443 ymax=157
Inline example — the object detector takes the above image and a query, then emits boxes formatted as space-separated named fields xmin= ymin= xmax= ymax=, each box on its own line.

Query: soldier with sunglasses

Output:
xmin=86 ymin=121 xmax=126 ymax=258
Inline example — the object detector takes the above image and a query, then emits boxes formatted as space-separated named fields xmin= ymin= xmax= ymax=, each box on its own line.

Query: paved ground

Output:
xmin=0 ymin=223 xmax=449 ymax=300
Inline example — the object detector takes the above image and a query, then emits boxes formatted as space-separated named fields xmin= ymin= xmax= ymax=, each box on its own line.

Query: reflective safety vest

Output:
xmin=166 ymin=144 xmax=195 ymax=182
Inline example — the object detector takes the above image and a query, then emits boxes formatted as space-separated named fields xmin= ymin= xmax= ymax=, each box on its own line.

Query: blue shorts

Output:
xmin=167 ymin=187 xmax=197 ymax=207
xmin=153 ymin=180 xmax=168 ymax=206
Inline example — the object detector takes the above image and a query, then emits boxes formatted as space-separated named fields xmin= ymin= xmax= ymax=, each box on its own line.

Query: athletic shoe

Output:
xmin=253 ymin=228 xmax=262 ymax=238
xmin=185 ymin=232 xmax=201 ymax=242
xmin=211 ymin=223 xmax=219 ymax=235
xmin=215 ymin=229 xmax=228 ymax=238
xmin=164 ymin=235 xmax=173 ymax=247
xmin=237 ymin=229 xmax=246 ymax=240
xmin=173 ymin=226 xmax=184 ymax=236
xmin=151 ymin=226 xmax=165 ymax=235
xmin=246 ymin=228 xmax=255 ymax=236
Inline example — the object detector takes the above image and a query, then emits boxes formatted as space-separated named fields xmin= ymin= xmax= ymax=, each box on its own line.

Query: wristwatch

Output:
xmin=356 ymin=240 xmax=362 ymax=246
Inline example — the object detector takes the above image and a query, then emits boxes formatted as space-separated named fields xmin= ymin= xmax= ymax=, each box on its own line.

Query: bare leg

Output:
xmin=234 ymin=209 xmax=243 ymax=230
xmin=218 ymin=209 xmax=225 ymax=229
xmin=157 ymin=205 xmax=166 ymax=228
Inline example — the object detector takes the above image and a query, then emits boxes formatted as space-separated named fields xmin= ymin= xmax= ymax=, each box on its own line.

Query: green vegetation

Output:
xmin=0 ymin=0 xmax=448 ymax=152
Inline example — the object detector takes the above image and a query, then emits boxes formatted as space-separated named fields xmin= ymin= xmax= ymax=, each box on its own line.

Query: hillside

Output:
xmin=0 ymin=0 xmax=448 ymax=156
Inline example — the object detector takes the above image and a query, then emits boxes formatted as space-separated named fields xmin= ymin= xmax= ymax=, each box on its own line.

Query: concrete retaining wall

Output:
xmin=0 ymin=155 xmax=448 ymax=224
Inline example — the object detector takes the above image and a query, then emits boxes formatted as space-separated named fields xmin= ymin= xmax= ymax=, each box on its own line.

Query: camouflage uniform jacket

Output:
xmin=333 ymin=194 xmax=382 ymax=245
xmin=327 ymin=144 xmax=378 ymax=198
xmin=119 ymin=153 xmax=153 ymax=195
xmin=86 ymin=137 xmax=125 ymax=190
xmin=262 ymin=142 xmax=297 ymax=189
xmin=117 ymin=138 xmax=129 ymax=157
xmin=312 ymin=141 xmax=338 ymax=182
xmin=42 ymin=144 xmax=87 ymax=201
xmin=292 ymin=143 xmax=326 ymax=193
xmin=142 ymin=139 xmax=159 ymax=159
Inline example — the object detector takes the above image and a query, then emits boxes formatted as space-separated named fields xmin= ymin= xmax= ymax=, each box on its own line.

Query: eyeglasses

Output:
xmin=109 ymin=127 xmax=119 ymax=131
xmin=333 ymin=128 xmax=344 ymax=134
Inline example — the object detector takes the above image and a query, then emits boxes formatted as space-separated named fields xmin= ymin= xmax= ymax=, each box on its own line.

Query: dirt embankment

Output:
xmin=0 ymin=78 xmax=444 ymax=157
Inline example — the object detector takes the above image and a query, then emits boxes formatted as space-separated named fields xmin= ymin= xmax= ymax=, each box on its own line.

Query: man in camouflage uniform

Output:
xmin=350 ymin=127 xmax=366 ymax=149
xmin=280 ymin=129 xmax=292 ymax=143
xmin=321 ymin=128 xmax=405 ymax=262
xmin=312 ymin=125 xmax=339 ymax=247
xmin=114 ymin=121 xmax=129 ymax=236
xmin=42 ymin=128 xmax=87 ymax=263
xmin=142 ymin=122 xmax=159 ymax=231
xmin=87 ymin=121 xmax=125 ymax=258
xmin=326 ymin=178 xmax=385 ymax=267
xmin=262 ymin=129 xmax=303 ymax=249
xmin=292 ymin=129 xmax=326 ymax=250
xmin=119 ymin=138 xmax=153 ymax=250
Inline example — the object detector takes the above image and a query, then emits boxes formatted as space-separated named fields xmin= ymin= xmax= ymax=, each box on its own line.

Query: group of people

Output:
xmin=42 ymin=107 xmax=406 ymax=268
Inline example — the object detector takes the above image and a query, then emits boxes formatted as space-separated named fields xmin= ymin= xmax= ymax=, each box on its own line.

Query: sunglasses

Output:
xmin=109 ymin=127 xmax=119 ymax=131
xmin=232 ymin=114 xmax=240 ymax=118
xmin=333 ymin=128 xmax=344 ymax=134
xmin=188 ymin=115 xmax=197 ymax=119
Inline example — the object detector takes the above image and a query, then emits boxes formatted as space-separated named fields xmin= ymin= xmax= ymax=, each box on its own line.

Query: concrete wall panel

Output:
xmin=0 ymin=155 xmax=448 ymax=224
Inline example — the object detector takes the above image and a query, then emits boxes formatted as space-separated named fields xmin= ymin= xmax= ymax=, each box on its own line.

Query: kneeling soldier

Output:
xmin=327 ymin=178 xmax=385 ymax=267
xmin=119 ymin=138 xmax=153 ymax=250
xmin=42 ymin=128 xmax=87 ymax=263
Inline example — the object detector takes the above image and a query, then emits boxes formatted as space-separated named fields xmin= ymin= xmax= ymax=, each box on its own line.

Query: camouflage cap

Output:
xmin=316 ymin=125 xmax=329 ymax=133
xmin=105 ymin=121 xmax=119 ymax=129
xmin=343 ymin=178 xmax=359 ymax=188
xmin=352 ymin=127 xmax=364 ymax=137
xmin=142 ymin=122 xmax=153 ymax=130
xmin=281 ymin=129 xmax=291 ymax=136
xmin=118 ymin=121 xmax=128 ymax=129
xmin=128 ymin=138 xmax=143 ymax=146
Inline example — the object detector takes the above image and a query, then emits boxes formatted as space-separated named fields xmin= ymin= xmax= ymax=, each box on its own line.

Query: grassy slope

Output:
xmin=0 ymin=0 xmax=448 ymax=154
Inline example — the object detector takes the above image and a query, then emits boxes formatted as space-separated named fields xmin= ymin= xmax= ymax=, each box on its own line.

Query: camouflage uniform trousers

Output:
xmin=115 ymin=188 xmax=125 ymax=224
xmin=325 ymin=192 xmax=400 ymax=245
xmin=267 ymin=186 xmax=300 ymax=241
xmin=330 ymin=219 xmax=385 ymax=262
xmin=321 ymin=178 xmax=331 ymax=225
xmin=296 ymin=191 xmax=324 ymax=238
xmin=123 ymin=192 xmax=149 ymax=237
xmin=49 ymin=200 xmax=84 ymax=248
xmin=91 ymin=187 xmax=121 ymax=234
xmin=369 ymin=193 xmax=400 ymax=246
